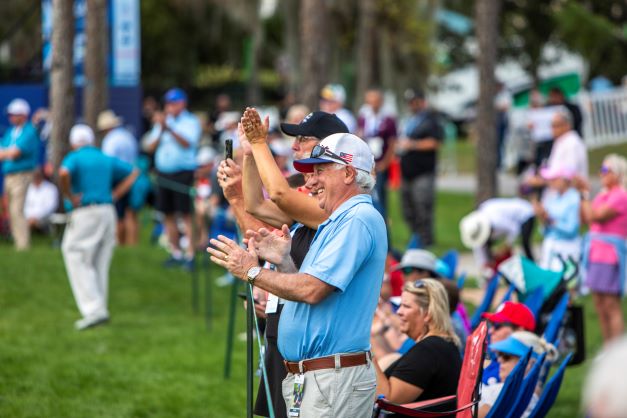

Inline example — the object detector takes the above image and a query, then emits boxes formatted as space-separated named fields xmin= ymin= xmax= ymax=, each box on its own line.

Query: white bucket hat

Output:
xmin=459 ymin=211 xmax=491 ymax=249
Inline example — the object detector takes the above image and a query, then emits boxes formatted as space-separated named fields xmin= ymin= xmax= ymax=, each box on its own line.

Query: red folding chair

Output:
xmin=373 ymin=321 xmax=489 ymax=417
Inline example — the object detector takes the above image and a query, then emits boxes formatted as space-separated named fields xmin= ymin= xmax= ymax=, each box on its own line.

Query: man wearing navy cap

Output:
xmin=209 ymin=132 xmax=387 ymax=417
xmin=0 ymin=98 xmax=39 ymax=250
xmin=146 ymin=88 xmax=201 ymax=270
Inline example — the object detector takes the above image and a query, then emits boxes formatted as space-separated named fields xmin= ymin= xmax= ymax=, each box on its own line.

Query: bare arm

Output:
xmin=112 ymin=169 xmax=139 ymax=201
xmin=58 ymin=168 xmax=81 ymax=207
xmin=0 ymin=148 xmax=21 ymax=160
xmin=241 ymin=107 xmax=326 ymax=228
xmin=373 ymin=358 xmax=424 ymax=404
xmin=250 ymin=142 xmax=326 ymax=228
xmin=217 ymin=159 xmax=274 ymax=233
xmin=242 ymin=151 xmax=294 ymax=228
xmin=207 ymin=234 xmax=334 ymax=304
xmin=574 ymin=178 xmax=620 ymax=224
xmin=164 ymin=123 xmax=191 ymax=148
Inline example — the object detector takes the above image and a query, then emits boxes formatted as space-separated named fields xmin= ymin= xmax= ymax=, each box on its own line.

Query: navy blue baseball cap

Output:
xmin=164 ymin=88 xmax=187 ymax=103
xmin=280 ymin=111 xmax=348 ymax=139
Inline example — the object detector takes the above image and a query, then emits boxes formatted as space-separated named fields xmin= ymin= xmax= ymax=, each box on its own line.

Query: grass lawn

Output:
xmin=1 ymin=188 xmax=622 ymax=417
xmin=447 ymin=138 xmax=627 ymax=175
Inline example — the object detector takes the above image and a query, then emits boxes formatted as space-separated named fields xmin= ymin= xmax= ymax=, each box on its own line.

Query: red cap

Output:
xmin=482 ymin=301 xmax=536 ymax=331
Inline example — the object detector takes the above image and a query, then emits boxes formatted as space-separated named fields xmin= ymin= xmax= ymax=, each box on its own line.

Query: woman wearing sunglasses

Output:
xmin=374 ymin=279 xmax=461 ymax=414
xmin=578 ymin=154 xmax=627 ymax=344
xmin=478 ymin=331 xmax=558 ymax=418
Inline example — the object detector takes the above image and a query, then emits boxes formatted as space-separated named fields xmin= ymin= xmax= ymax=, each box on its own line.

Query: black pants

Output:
xmin=520 ymin=216 xmax=536 ymax=261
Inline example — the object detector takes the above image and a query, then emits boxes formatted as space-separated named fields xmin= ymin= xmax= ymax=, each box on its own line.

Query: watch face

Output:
xmin=248 ymin=266 xmax=262 ymax=279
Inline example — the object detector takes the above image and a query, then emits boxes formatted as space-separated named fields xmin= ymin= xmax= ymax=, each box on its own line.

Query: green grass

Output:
xmin=1 ymin=188 xmax=621 ymax=417
xmin=0 ymin=234 xmax=251 ymax=417
xmin=447 ymin=138 xmax=627 ymax=175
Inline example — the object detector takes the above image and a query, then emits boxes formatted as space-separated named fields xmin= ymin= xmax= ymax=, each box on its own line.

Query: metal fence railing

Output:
xmin=580 ymin=87 xmax=627 ymax=149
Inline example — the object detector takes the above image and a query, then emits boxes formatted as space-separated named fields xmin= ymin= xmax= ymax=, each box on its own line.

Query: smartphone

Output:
xmin=225 ymin=138 xmax=233 ymax=160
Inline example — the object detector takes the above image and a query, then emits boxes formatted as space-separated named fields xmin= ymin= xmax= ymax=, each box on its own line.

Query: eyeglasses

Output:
xmin=310 ymin=144 xmax=348 ymax=165
xmin=600 ymin=165 xmax=612 ymax=175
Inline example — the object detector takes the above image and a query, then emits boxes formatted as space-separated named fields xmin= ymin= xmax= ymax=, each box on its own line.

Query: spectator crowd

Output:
xmin=1 ymin=81 xmax=627 ymax=418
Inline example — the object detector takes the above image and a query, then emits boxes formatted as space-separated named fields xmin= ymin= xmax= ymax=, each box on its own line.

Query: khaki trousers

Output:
xmin=4 ymin=171 xmax=34 ymax=250
xmin=62 ymin=205 xmax=116 ymax=319
xmin=282 ymin=359 xmax=376 ymax=418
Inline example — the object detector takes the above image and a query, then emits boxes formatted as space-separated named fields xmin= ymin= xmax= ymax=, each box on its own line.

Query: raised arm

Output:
xmin=238 ymin=122 xmax=294 ymax=228
xmin=242 ymin=107 xmax=327 ymax=229
xmin=217 ymin=159 xmax=274 ymax=233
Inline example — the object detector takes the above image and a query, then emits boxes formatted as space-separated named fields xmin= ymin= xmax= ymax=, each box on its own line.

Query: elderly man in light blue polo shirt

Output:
xmin=208 ymin=132 xmax=387 ymax=417
xmin=146 ymin=88 xmax=201 ymax=270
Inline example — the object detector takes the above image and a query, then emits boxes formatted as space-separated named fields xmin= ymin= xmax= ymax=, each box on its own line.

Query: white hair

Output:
xmin=603 ymin=153 xmax=627 ymax=189
xmin=356 ymin=169 xmax=376 ymax=192
xmin=69 ymin=124 xmax=95 ymax=147
xmin=583 ymin=336 xmax=627 ymax=418
xmin=554 ymin=106 xmax=573 ymax=128
xmin=327 ymin=163 xmax=376 ymax=192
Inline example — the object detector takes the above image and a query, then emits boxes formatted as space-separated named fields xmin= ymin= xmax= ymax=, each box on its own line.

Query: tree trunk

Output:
xmin=246 ymin=0 xmax=263 ymax=105
xmin=49 ymin=0 xmax=75 ymax=177
xmin=281 ymin=0 xmax=300 ymax=98
xmin=299 ymin=0 xmax=330 ymax=110
xmin=355 ymin=0 xmax=376 ymax=107
xmin=83 ymin=0 xmax=108 ymax=138
xmin=474 ymin=0 xmax=501 ymax=204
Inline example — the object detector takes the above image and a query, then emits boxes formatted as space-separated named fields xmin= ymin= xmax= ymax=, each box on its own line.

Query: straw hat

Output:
xmin=97 ymin=110 xmax=122 ymax=131
xmin=459 ymin=211 xmax=491 ymax=249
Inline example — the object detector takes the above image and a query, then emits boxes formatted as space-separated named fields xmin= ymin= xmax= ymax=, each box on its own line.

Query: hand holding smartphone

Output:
xmin=225 ymin=138 xmax=233 ymax=160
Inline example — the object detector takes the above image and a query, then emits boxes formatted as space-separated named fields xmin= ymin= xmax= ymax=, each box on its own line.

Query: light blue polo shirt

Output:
xmin=148 ymin=110 xmax=201 ymax=173
xmin=543 ymin=188 xmax=580 ymax=240
xmin=278 ymin=194 xmax=387 ymax=362
xmin=1 ymin=122 xmax=40 ymax=174
xmin=61 ymin=146 xmax=133 ymax=205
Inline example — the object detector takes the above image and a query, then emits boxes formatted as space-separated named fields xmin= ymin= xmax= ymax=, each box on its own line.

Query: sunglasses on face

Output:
xmin=310 ymin=144 xmax=348 ymax=165
xmin=402 ymin=267 xmax=429 ymax=275
xmin=600 ymin=165 xmax=612 ymax=175
xmin=492 ymin=322 xmax=515 ymax=331
xmin=497 ymin=352 xmax=516 ymax=362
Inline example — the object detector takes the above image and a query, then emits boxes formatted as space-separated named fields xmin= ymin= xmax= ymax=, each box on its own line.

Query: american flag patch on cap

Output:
xmin=339 ymin=152 xmax=353 ymax=163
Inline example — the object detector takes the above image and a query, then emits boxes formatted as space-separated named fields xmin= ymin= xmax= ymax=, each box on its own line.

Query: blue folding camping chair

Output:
xmin=526 ymin=353 xmax=573 ymax=418
xmin=507 ymin=353 xmax=547 ymax=418
xmin=471 ymin=273 xmax=500 ymax=330
xmin=543 ymin=293 xmax=570 ymax=345
xmin=485 ymin=348 xmax=533 ymax=418
xmin=440 ymin=249 xmax=459 ymax=280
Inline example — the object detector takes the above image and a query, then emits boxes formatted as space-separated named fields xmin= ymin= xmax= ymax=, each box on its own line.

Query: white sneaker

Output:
xmin=74 ymin=315 xmax=109 ymax=331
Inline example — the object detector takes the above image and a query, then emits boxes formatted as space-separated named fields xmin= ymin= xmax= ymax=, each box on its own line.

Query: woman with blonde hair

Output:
xmin=577 ymin=153 xmax=627 ymax=344
xmin=374 ymin=279 xmax=461 ymax=414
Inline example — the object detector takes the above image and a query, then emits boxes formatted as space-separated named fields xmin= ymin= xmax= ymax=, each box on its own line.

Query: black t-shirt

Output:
xmin=384 ymin=336 xmax=461 ymax=415
xmin=400 ymin=111 xmax=443 ymax=180
xmin=290 ymin=225 xmax=317 ymax=269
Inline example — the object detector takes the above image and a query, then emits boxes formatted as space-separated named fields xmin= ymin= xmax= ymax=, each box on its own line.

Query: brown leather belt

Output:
xmin=283 ymin=352 xmax=369 ymax=374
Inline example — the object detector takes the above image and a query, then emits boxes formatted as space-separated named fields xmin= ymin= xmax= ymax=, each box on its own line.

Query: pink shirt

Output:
xmin=589 ymin=186 xmax=627 ymax=264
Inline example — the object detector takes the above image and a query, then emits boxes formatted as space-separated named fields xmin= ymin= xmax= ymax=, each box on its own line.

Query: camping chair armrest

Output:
xmin=402 ymin=395 xmax=457 ymax=409
xmin=375 ymin=396 xmax=479 ymax=418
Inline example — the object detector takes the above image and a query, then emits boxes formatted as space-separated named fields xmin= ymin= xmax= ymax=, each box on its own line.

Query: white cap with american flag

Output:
xmin=293 ymin=133 xmax=375 ymax=174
